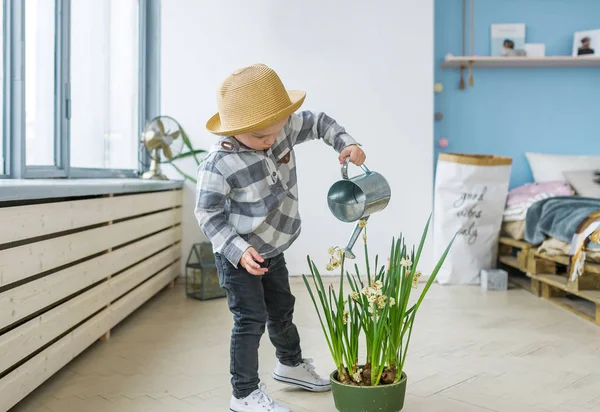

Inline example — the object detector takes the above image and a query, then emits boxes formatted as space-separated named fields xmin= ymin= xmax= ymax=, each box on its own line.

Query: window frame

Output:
xmin=1 ymin=0 xmax=9 ymax=178
xmin=1 ymin=0 xmax=160 ymax=180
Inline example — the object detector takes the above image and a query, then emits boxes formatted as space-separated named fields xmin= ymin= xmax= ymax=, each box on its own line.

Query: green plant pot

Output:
xmin=330 ymin=370 xmax=407 ymax=412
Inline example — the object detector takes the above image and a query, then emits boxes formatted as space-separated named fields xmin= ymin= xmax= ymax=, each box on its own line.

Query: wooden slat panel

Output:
xmin=551 ymin=297 xmax=596 ymax=323
xmin=0 ymin=227 xmax=181 ymax=330
xmin=0 ymin=261 xmax=179 ymax=412
xmin=498 ymin=237 xmax=530 ymax=249
xmin=0 ymin=252 xmax=180 ymax=376
xmin=0 ymin=208 xmax=181 ymax=288
xmin=0 ymin=190 xmax=182 ymax=245
xmin=499 ymin=256 xmax=520 ymax=270
xmin=530 ymin=274 xmax=600 ymax=303
xmin=106 ymin=262 xmax=179 ymax=330
xmin=106 ymin=248 xmax=180 ymax=303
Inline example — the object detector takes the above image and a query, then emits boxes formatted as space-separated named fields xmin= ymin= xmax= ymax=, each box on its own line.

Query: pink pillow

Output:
xmin=506 ymin=181 xmax=573 ymax=206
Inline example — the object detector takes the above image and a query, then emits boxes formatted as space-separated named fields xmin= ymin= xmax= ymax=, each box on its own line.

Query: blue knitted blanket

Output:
xmin=524 ymin=196 xmax=600 ymax=247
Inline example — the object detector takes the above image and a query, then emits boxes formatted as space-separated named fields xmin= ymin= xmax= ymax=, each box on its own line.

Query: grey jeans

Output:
xmin=215 ymin=252 xmax=302 ymax=399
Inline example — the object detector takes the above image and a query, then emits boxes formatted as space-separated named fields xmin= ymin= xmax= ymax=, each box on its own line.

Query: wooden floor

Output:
xmin=10 ymin=278 xmax=600 ymax=412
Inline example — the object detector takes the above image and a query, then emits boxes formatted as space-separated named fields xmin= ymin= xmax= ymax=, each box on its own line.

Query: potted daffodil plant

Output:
xmin=303 ymin=215 xmax=454 ymax=412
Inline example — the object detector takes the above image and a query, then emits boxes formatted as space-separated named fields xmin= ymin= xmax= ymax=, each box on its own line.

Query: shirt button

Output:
xmin=272 ymin=172 xmax=277 ymax=177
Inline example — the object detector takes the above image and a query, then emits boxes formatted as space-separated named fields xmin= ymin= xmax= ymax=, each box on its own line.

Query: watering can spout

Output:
xmin=341 ymin=216 xmax=369 ymax=259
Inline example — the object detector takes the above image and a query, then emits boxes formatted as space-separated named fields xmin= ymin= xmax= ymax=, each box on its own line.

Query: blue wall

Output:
xmin=434 ymin=0 xmax=600 ymax=189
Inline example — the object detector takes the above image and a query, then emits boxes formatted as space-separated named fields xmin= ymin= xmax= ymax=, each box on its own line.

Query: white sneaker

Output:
xmin=229 ymin=383 xmax=291 ymax=412
xmin=272 ymin=358 xmax=331 ymax=392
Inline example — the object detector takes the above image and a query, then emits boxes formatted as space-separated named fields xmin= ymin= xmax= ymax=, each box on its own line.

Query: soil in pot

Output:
xmin=330 ymin=370 xmax=407 ymax=412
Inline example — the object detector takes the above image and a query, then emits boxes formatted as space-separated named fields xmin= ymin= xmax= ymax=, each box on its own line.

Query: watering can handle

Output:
xmin=341 ymin=156 xmax=370 ymax=180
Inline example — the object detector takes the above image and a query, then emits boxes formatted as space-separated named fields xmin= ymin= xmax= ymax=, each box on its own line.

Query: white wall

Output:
xmin=161 ymin=0 xmax=435 ymax=277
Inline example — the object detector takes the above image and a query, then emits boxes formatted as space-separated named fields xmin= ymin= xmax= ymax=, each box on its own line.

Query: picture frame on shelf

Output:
xmin=572 ymin=29 xmax=600 ymax=57
xmin=491 ymin=23 xmax=526 ymax=57
xmin=524 ymin=43 xmax=546 ymax=57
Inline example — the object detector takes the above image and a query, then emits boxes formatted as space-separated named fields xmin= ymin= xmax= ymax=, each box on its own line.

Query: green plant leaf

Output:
xmin=410 ymin=213 xmax=432 ymax=278
xmin=302 ymin=215 xmax=456 ymax=387
xmin=181 ymin=128 xmax=200 ymax=165
xmin=169 ymin=162 xmax=196 ymax=183
xmin=170 ymin=149 xmax=206 ymax=161
xmin=302 ymin=274 xmax=337 ymax=363
xmin=414 ymin=233 xmax=456 ymax=313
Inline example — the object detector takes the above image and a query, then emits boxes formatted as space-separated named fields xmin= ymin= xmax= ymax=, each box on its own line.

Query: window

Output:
xmin=2 ymin=0 xmax=159 ymax=179
xmin=25 ymin=0 xmax=57 ymax=166
xmin=70 ymin=0 xmax=140 ymax=170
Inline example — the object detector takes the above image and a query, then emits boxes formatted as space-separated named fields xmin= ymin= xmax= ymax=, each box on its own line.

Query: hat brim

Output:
xmin=206 ymin=90 xmax=306 ymax=136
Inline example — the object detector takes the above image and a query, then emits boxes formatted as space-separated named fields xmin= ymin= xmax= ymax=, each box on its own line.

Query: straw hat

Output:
xmin=206 ymin=64 xmax=306 ymax=136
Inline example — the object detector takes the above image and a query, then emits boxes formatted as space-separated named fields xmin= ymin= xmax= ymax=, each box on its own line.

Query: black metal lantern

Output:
xmin=185 ymin=242 xmax=226 ymax=300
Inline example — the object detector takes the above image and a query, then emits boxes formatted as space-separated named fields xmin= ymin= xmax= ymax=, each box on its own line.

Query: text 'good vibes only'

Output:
xmin=453 ymin=187 xmax=487 ymax=245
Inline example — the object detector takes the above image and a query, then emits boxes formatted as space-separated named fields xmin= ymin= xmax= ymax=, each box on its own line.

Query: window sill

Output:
xmin=0 ymin=178 xmax=184 ymax=202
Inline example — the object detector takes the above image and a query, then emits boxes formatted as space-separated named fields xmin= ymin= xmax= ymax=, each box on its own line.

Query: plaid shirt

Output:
xmin=194 ymin=111 xmax=358 ymax=267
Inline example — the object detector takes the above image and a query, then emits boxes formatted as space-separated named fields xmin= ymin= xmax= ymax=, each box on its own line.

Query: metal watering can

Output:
xmin=327 ymin=157 xmax=391 ymax=258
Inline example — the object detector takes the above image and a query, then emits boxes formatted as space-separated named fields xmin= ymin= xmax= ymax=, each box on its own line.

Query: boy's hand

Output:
xmin=240 ymin=247 xmax=268 ymax=276
xmin=339 ymin=144 xmax=366 ymax=166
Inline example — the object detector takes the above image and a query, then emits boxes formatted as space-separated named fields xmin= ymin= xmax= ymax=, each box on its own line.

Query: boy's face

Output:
xmin=234 ymin=117 xmax=288 ymax=151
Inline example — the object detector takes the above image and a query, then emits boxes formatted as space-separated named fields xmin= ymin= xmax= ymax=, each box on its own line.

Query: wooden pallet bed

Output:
xmin=498 ymin=237 xmax=539 ymax=295
xmin=529 ymin=272 xmax=600 ymax=325
xmin=498 ymin=236 xmax=600 ymax=325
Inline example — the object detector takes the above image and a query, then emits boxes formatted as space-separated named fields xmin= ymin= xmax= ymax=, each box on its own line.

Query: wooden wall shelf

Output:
xmin=442 ymin=55 xmax=600 ymax=68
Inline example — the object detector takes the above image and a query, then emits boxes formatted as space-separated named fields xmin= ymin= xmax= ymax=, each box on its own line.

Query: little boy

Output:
xmin=195 ymin=63 xmax=365 ymax=412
